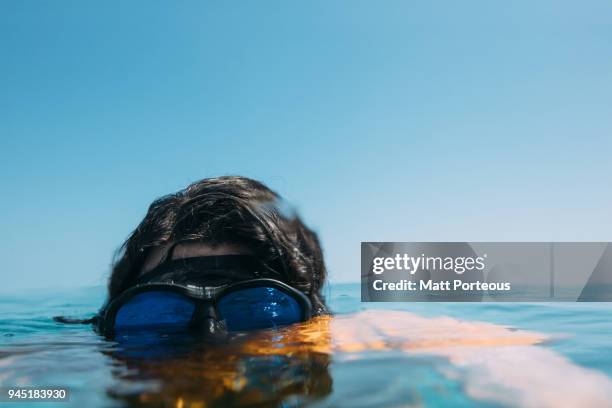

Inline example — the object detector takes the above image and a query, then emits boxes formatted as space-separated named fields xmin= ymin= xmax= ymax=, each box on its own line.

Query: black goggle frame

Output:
xmin=96 ymin=278 xmax=312 ymax=337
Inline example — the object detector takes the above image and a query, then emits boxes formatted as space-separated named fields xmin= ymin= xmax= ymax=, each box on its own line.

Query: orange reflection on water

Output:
xmin=108 ymin=311 xmax=612 ymax=408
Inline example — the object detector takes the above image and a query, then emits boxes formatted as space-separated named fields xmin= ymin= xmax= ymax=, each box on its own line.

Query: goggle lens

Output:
xmin=114 ymin=291 xmax=196 ymax=331
xmin=217 ymin=286 xmax=303 ymax=331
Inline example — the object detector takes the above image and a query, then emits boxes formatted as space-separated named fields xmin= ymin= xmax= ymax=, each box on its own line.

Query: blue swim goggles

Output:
xmin=95 ymin=255 xmax=312 ymax=337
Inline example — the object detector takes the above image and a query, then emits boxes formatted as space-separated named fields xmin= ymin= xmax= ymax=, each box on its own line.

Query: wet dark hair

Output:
xmin=108 ymin=176 xmax=328 ymax=315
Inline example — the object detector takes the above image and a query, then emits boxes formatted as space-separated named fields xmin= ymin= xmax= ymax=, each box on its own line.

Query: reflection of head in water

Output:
xmin=104 ymin=175 xmax=329 ymax=319
xmin=105 ymin=317 xmax=334 ymax=407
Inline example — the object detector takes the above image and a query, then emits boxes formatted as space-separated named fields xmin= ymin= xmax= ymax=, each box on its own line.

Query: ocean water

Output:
xmin=1 ymin=283 xmax=612 ymax=407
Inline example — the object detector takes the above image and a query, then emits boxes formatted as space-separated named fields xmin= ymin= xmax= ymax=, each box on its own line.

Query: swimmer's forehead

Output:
xmin=140 ymin=242 xmax=254 ymax=276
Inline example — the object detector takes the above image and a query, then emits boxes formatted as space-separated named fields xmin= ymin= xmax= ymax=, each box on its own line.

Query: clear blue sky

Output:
xmin=1 ymin=1 xmax=611 ymax=291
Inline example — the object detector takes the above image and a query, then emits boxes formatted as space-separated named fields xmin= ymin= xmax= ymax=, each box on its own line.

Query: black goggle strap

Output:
xmin=53 ymin=315 xmax=99 ymax=325
xmin=162 ymin=242 xmax=284 ymax=280
xmin=135 ymin=255 xmax=266 ymax=284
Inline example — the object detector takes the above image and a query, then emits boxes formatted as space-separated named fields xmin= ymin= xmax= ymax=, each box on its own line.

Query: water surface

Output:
xmin=1 ymin=284 xmax=611 ymax=407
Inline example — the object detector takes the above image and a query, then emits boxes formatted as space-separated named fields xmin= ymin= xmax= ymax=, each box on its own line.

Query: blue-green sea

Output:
xmin=1 ymin=284 xmax=611 ymax=407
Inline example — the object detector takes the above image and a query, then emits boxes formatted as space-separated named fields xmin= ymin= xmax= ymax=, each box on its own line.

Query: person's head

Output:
xmin=103 ymin=176 xmax=328 ymax=335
